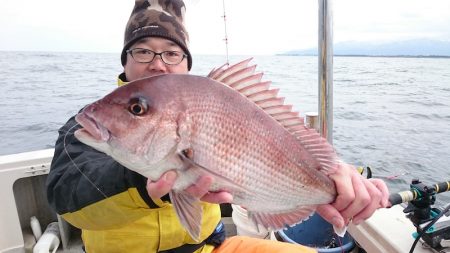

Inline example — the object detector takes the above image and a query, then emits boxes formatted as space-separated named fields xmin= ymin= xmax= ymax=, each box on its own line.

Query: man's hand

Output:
xmin=146 ymin=170 xmax=233 ymax=204
xmin=316 ymin=163 xmax=390 ymax=230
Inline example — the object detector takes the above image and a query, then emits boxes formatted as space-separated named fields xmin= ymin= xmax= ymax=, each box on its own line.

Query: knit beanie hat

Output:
xmin=121 ymin=0 xmax=192 ymax=70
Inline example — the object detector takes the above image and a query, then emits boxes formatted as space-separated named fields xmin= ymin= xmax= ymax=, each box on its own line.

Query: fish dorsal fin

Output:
xmin=208 ymin=58 xmax=339 ymax=174
xmin=223 ymin=65 xmax=257 ymax=85
xmin=207 ymin=58 xmax=254 ymax=82
xmin=231 ymin=72 xmax=264 ymax=90
xmin=255 ymin=97 xmax=285 ymax=108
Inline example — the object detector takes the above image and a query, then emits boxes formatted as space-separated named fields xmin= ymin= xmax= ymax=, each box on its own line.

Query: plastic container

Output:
xmin=304 ymin=112 xmax=319 ymax=131
xmin=30 ymin=216 xmax=42 ymax=240
xmin=33 ymin=222 xmax=61 ymax=253
xmin=277 ymin=213 xmax=354 ymax=253
xmin=231 ymin=204 xmax=270 ymax=238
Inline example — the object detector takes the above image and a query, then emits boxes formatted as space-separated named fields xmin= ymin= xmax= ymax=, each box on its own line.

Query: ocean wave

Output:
xmin=1 ymin=52 xmax=449 ymax=195
xmin=401 ymin=99 xmax=448 ymax=107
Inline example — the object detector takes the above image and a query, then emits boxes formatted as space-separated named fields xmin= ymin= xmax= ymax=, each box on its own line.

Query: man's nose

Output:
xmin=147 ymin=55 xmax=166 ymax=71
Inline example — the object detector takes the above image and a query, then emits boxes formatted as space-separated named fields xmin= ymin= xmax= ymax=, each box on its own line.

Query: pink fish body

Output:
xmin=75 ymin=59 xmax=339 ymax=240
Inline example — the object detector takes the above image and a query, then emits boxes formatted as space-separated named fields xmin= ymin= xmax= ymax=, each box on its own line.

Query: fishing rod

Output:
xmin=221 ymin=0 xmax=229 ymax=65
xmin=388 ymin=179 xmax=450 ymax=252
xmin=389 ymin=180 xmax=450 ymax=206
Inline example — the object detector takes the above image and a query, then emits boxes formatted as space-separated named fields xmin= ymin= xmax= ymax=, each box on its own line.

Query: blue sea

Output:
xmin=1 ymin=51 xmax=449 ymax=205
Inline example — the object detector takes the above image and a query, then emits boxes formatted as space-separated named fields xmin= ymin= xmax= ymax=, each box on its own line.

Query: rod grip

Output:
xmin=389 ymin=190 xmax=416 ymax=206
xmin=434 ymin=181 xmax=450 ymax=194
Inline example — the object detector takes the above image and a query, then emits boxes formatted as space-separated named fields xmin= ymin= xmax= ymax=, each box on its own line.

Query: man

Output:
xmin=47 ymin=1 xmax=389 ymax=252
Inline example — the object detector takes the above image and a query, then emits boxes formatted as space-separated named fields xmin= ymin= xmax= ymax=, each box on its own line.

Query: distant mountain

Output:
xmin=282 ymin=39 xmax=450 ymax=57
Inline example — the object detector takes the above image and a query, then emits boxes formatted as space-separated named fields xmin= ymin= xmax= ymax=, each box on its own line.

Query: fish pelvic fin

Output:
xmin=248 ymin=206 xmax=317 ymax=231
xmin=208 ymin=59 xmax=339 ymax=175
xmin=169 ymin=191 xmax=203 ymax=242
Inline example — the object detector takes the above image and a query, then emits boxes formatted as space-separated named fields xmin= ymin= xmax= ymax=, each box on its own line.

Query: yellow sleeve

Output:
xmin=62 ymin=188 xmax=153 ymax=230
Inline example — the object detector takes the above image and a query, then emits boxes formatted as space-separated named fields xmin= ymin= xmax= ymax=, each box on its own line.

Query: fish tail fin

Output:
xmin=248 ymin=206 xmax=317 ymax=231
xmin=333 ymin=224 xmax=348 ymax=238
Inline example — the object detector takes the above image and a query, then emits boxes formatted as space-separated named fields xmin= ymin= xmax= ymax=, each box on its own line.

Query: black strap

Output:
xmin=158 ymin=242 xmax=207 ymax=253
xmin=204 ymin=220 xmax=226 ymax=247
xmin=158 ymin=221 xmax=226 ymax=253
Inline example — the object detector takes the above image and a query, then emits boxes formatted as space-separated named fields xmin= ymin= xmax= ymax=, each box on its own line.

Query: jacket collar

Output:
xmin=117 ymin=73 xmax=128 ymax=87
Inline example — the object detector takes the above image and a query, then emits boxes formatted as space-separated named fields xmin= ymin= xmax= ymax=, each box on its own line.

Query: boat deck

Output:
xmin=349 ymin=204 xmax=446 ymax=253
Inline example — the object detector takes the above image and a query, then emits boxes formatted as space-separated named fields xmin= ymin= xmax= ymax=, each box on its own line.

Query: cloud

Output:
xmin=1 ymin=0 xmax=449 ymax=55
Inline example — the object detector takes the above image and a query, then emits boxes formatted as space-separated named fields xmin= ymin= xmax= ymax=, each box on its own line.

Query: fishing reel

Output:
xmin=390 ymin=179 xmax=450 ymax=251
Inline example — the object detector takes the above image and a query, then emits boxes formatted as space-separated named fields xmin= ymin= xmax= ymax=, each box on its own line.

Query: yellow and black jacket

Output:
xmin=46 ymin=73 xmax=223 ymax=253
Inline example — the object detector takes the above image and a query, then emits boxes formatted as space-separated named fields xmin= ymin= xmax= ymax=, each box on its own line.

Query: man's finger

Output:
xmin=200 ymin=192 xmax=233 ymax=204
xmin=369 ymin=178 xmax=390 ymax=207
xmin=184 ymin=175 xmax=214 ymax=198
xmin=339 ymin=174 xmax=370 ymax=219
xmin=352 ymin=179 xmax=382 ymax=224
xmin=146 ymin=170 xmax=177 ymax=199
xmin=316 ymin=204 xmax=345 ymax=229
xmin=329 ymin=165 xmax=355 ymax=211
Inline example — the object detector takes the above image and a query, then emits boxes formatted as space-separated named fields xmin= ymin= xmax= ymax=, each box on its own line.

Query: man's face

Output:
xmin=124 ymin=37 xmax=189 ymax=81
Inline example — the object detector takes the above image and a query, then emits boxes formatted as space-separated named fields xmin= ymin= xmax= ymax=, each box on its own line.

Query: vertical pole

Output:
xmin=318 ymin=0 xmax=334 ymax=144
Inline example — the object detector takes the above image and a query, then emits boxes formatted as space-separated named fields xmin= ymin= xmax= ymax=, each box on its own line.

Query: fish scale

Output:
xmin=75 ymin=59 xmax=339 ymax=240
xmin=180 ymin=90 xmax=332 ymax=208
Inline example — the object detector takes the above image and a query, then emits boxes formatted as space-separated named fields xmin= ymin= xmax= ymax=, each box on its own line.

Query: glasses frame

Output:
xmin=126 ymin=48 xmax=187 ymax=65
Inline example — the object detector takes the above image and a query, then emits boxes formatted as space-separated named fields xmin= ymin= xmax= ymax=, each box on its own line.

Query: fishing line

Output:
xmin=62 ymin=122 xmax=141 ymax=228
xmin=335 ymin=234 xmax=344 ymax=253
xmin=63 ymin=121 xmax=161 ymax=198
xmin=379 ymin=170 xmax=411 ymax=180
xmin=64 ymin=156 xmax=111 ymax=168
xmin=221 ymin=0 xmax=229 ymax=65
xmin=63 ymin=123 xmax=109 ymax=199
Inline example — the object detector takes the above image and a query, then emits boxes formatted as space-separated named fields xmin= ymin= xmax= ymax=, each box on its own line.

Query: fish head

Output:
xmin=74 ymin=75 xmax=187 ymax=178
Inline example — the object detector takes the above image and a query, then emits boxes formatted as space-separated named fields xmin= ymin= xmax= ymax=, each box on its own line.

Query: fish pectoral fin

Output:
xmin=248 ymin=205 xmax=317 ymax=231
xmin=169 ymin=190 xmax=203 ymax=241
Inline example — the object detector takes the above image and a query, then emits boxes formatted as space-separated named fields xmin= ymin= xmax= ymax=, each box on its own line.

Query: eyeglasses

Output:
xmin=126 ymin=48 xmax=187 ymax=65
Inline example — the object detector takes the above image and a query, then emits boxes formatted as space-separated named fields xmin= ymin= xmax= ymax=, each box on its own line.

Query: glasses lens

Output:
xmin=131 ymin=49 xmax=155 ymax=63
xmin=161 ymin=51 xmax=184 ymax=65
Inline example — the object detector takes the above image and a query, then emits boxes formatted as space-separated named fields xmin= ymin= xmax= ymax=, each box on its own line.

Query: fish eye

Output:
xmin=128 ymin=97 xmax=148 ymax=116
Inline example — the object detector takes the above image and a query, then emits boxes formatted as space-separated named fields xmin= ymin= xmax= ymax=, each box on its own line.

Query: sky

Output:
xmin=1 ymin=0 xmax=449 ymax=55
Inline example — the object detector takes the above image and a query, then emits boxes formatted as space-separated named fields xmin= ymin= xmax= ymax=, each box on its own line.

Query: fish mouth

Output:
xmin=74 ymin=113 xmax=110 ymax=142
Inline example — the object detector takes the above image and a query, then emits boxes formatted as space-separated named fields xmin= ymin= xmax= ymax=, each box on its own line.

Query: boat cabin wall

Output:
xmin=13 ymin=175 xmax=56 ymax=236
xmin=0 ymin=149 xmax=79 ymax=253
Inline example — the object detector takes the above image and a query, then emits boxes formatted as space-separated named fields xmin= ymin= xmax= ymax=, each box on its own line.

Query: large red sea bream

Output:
xmin=74 ymin=59 xmax=340 ymax=240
